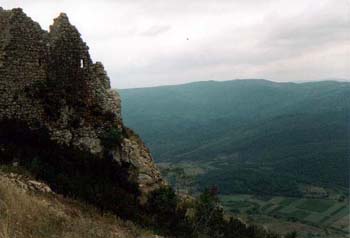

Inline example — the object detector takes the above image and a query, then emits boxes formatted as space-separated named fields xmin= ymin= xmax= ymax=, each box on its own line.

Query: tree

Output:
xmin=285 ymin=231 xmax=297 ymax=238
xmin=192 ymin=187 xmax=225 ymax=237
xmin=146 ymin=186 xmax=192 ymax=237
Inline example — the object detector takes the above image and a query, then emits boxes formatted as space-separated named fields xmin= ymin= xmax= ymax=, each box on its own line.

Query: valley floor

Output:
xmin=160 ymin=162 xmax=349 ymax=238
xmin=220 ymin=194 xmax=349 ymax=238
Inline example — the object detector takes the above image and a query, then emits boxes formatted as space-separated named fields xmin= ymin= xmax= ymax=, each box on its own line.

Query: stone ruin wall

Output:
xmin=0 ymin=8 xmax=47 ymax=123
xmin=0 ymin=8 xmax=122 ymax=152
xmin=0 ymin=8 xmax=164 ymax=198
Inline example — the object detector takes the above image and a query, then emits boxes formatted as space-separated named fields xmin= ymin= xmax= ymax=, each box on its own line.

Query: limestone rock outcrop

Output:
xmin=0 ymin=8 xmax=164 ymax=203
xmin=0 ymin=172 xmax=53 ymax=194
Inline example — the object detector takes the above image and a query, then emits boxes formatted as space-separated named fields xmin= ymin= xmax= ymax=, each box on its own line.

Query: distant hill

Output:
xmin=120 ymin=80 xmax=350 ymax=196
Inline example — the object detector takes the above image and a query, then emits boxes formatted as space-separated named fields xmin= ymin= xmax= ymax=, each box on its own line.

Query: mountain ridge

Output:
xmin=118 ymin=78 xmax=350 ymax=90
xmin=120 ymin=79 xmax=350 ymax=196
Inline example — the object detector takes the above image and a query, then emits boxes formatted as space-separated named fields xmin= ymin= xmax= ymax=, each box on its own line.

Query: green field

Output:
xmin=220 ymin=194 xmax=349 ymax=238
xmin=160 ymin=164 xmax=349 ymax=237
xmin=296 ymin=199 xmax=334 ymax=213
xmin=279 ymin=198 xmax=296 ymax=207
xmin=287 ymin=210 xmax=309 ymax=220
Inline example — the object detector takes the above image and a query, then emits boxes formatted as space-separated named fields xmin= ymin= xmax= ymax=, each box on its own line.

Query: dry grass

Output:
xmin=0 ymin=176 xmax=150 ymax=238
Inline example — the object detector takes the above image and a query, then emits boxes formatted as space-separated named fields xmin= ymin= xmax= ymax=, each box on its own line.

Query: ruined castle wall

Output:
xmin=0 ymin=8 xmax=47 ymax=123
xmin=48 ymin=13 xmax=91 ymax=94
xmin=0 ymin=8 xmax=163 ymax=200
xmin=45 ymin=13 xmax=122 ymax=149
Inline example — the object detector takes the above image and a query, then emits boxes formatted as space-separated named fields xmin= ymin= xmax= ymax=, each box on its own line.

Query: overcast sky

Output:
xmin=1 ymin=0 xmax=349 ymax=88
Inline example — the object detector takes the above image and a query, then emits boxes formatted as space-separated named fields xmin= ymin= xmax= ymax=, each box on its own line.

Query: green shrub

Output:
xmin=190 ymin=187 xmax=282 ymax=238
xmin=145 ymin=186 xmax=193 ymax=237
xmin=285 ymin=231 xmax=298 ymax=238
xmin=101 ymin=128 xmax=122 ymax=149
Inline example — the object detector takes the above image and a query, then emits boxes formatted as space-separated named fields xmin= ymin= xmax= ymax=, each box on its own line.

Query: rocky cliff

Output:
xmin=0 ymin=7 xmax=164 ymax=208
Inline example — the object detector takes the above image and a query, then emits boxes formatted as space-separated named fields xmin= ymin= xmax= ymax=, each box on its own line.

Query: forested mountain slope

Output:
xmin=120 ymin=80 xmax=350 ymax=196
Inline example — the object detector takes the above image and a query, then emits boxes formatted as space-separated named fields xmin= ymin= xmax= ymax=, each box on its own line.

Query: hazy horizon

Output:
xmin=2 ymin=0 xmax=349 ymax=88
xmin=118 ymin=78 xmax=350 ymax=90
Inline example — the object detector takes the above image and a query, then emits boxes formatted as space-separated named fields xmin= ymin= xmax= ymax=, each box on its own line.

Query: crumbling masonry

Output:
xmin=0 ymin=8 xmax=164 ymax=203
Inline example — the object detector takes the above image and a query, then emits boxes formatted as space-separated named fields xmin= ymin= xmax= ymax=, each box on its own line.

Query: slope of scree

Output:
xmin=0 ymin=7 xmax=164 ymax=216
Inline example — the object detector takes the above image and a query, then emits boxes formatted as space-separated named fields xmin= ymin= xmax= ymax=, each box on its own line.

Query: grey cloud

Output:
xmin=140 ymin=25 xmax=171 ymax=37
xmin=262 ymin=14 xmax=349 ymax=49
xmin=122 ymin=12 xmax=348 ymax=75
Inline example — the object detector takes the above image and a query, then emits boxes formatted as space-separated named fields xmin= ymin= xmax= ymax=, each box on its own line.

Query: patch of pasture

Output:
xmin=220 ymin=193 xmax=349 ymax=238
xmin=315 ymin=203 xmax=347 ymax=224
xmin=304 ymin=212 xmax=324 ymax=223
xmin=220 ymin=194 xmax=251 ymax=203
xmin=279 ymin=198 xmax=296 ymax=207
xmin=261 ymin=203 xmax=274 ymax=212
xmin=322 ymin=206 xmax=349 ymax=226
xmin=296 ymin=199 xmax=335 ymax=213
xmin=331 ymin=214 xmax=350 ymax=233
xmin=286 ymin=210 xmax=310 ymax=220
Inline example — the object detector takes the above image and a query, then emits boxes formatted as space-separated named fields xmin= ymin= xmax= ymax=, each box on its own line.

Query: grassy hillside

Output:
xmin=120 ymin=79 xmax=350 ymax=196
xmin=0 ymin=167 xmax=285 ymax=238
xmin=0 ymin=172 xmax=149 ymax=238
